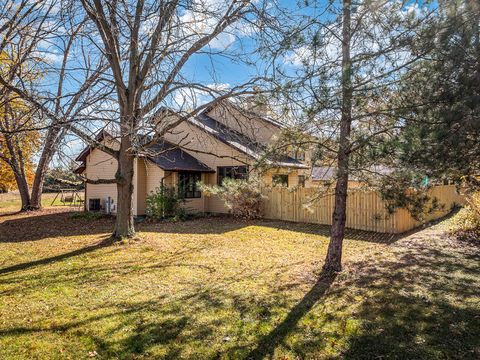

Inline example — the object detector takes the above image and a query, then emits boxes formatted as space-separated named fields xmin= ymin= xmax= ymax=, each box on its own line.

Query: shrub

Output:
xmin=172 ymin=207 xmax=188 ymax=222
xmin=450 ymin=191 xmax=480 ymax=242
xmin=378 ymin=173 xmax=443 ymax=221
xmin=70 ymin=211 xmax=103 ymax=220
xmin=146 ymin=185 xmax=185 ymax=219
xmin=465 ymin=192 xmax=480 ymax=226
xmin=199 ymin=177 xmax=264 ymax=219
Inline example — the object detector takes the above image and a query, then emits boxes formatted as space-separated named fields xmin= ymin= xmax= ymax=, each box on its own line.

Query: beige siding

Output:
xmin=82 ymin=104 xmax=318 ymax=216
xmin=207 ymin=104 xmax=280 ymax=146
xmin=84 ymin=142 xmax=148 ymax=216
xmin=85 ymin=147 xmax=118 ymax=213
xmin=208 ymin=103 xmax=316 ymax=171
xmin=163 ymin=119 xmax=315 ymax=213
xmin=183 ymin=197 xmax=206 ymax=213
xmin=203 ymin=173 xmax=229 ymax=213
xmin=298 ymin=169 xmax=315 ymax=188
xmin=263 ymin=168 xmax=300 ymax=188
xmin=164 ymin=120 xmax=251 ymax=168
xmin=145 ymin=161 xmax=166 ymax=196
xmin=164 ymin=120 xmax=252 ymax=214
xmin=169 ymin=171 xmax=209 ymax=214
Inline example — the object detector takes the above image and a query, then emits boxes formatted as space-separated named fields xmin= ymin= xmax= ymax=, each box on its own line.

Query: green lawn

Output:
xmin=0 ymin=207 xmax=478 ymax=359
xmin=0 ymin=192 xmax=83 ymax=210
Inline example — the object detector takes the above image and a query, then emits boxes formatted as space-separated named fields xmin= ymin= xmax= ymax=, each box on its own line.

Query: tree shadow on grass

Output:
xmin=0 ymin=211 xmax=22 ymax=218
xmin=246 ymin=272 xmax=337 ymax=359
xmin=0 ymin=210 xmax=115 ymax=242
xmin=256 ymin=210 xmax=463 ymax=245
xmin=122 ymin=316 xmax=190 ymax=355
xmin=1 ymin=227 xmax=477 ymax=359
xmin=3 ymin=208 xmax=457 ymax=246
xmin=0 ymin=297 xmax=192 ymax=359
xmin=344 ymin=294 xmax=480 ymax=359
xmin=240 ymin=218 xmax=478 ymax=359
xmin=0 ymin=236 xmax=113 ymax=276
xmin=1 ymin=209 xmax=398 ymax=244
xmin=0 ymin=300 xmax=154 ymax=337
xmin=337 ymin=238 xmax=480 ymax=359
xmin=139 ymin=216 xmax=398 ymax=244
xmin=139 ymin=209 xmax=463 ymax=246
xmin=0 ymin=248 xmax=312 ymax=358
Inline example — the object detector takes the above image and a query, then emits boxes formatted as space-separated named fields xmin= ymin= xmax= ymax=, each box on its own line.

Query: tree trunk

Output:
xmin=323 ymin=0 xmax=352 ymax=273
xmin=324 ymin=155 xmax=349 ymax=272
xmin=14 ymin=169 xmax=31 ymax=211
xmin=9 ymin=156 xmax=31 ymax=211
xmin=112 ymin=136 xmax=135 ymax=239
xmin=30 ymin=128 xmax=62 ymax=210
xmin=3 ymin=135 xmax=32 ymax=211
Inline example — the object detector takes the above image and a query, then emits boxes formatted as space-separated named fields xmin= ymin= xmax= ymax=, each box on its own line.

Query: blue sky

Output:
xmin=49 ymin=0 xmax=430 ymax=167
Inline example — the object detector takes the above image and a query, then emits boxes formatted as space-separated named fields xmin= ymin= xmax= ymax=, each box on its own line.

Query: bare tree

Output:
xmin=0 ymin=0 xmax=107 ymax=210
xmin=65 ymin=0 xmax=273 ymax=238
xmin=0 ymin=102 xmax=40 ymax=209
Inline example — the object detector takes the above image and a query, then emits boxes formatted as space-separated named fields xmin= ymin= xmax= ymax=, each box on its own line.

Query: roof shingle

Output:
xmin=144 ymin=141 xmax=214 ymax=173
xmin=189 ymin=112 xmax=308 ymax=169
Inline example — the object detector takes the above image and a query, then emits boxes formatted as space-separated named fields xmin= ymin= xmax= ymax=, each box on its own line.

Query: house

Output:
xmin=310 ymin=165 xmax=395 ymax=187
xmin=74 ymin=101 xmax=313 ymax=215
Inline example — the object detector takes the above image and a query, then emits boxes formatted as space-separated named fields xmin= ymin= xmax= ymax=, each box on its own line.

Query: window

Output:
xmin=298 ymin=175 xmax=306 ymax=187
xmin=89 ymin=198 xmax=101 ymax=211
xmin=217 ymin=166 xmax=248 ymax=185
xmin=295 ymin=149 xmax=305 ymax=161
xmin=178 ymin=172 xmax=202 ymax=198
xmin=272 ymin=174 xmax=289 ymax=187
xmin=288 ymin=146 xmax=305 ymax=161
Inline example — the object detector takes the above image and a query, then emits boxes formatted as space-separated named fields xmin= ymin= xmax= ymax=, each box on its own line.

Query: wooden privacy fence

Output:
xmin=261 ymin=185 xmax=465 ymax=234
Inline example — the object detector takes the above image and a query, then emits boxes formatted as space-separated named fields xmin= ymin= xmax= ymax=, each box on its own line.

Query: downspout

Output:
xmin=202 ymin=173 xmax=206 ymax=213
xmin=84 ymin=179 xmax=87 ymax=212
xmin=160 ymin=176 xmax=165 ymax=218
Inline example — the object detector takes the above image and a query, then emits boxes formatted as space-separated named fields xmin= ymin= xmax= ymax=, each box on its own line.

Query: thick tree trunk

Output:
xmin=29 ymin=167 xmax=47 ymax=210
xmin=323 ymin=0 xmax=352 ymax=273
xmin=112 ymin=136 xmax=135 ymax=239
xmin=9 ymin=155 xmax=31 ymax=211
xmin=4 ymin=135 xmax=32 ymax=211
xmin=30 ymin=128 xmax=62 ymax=210
xmin=14 ymin=170 xmax=31 ymax=211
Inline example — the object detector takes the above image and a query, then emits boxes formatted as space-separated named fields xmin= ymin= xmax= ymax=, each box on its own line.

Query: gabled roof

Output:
xmin=75 ymin=130 xmax=214 ymax=174
xmin=311 ymin=167 xmax=337 ymax=181
xmin=188 ymin=112 xmax=308 ymax=169
xmin=144 ymin=141 xmax=214 ymax=173
xmin=75 ymin=129 xmax=111 ymax=162
xmin=73 ymin=164 xmax=86 ymax=174
xmin=206 ymin=99 xmax=287 ymax=130
xmin=312 ymin=165 xmax=394 ymax=181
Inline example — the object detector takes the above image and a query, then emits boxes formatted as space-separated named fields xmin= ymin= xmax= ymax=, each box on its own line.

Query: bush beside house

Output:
xmin=199 ymin=177 xmax=264 ymax=219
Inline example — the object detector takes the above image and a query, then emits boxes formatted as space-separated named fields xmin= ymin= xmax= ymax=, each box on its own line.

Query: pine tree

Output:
xmin=272 ymin=0 xmax=431 ymax=271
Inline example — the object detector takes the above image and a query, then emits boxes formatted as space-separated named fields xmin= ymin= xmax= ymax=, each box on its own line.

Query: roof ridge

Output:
xmin=208 ymin=99 xmax=287 ymax=129
xmin=188 ymin=112 xmax=308 ymax=169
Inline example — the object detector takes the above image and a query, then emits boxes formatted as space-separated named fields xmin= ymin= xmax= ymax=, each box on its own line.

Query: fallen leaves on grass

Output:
xmin=0 ymin=208 xmax=478 ymax=359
